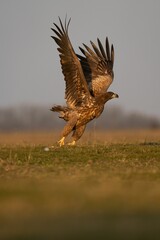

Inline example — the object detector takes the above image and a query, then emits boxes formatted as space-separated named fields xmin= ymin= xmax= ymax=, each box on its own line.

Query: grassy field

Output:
xmin=0 ymin=130 xmax=160 ymax=239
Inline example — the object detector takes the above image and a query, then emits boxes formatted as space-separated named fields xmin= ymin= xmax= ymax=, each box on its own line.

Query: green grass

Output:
xmin=0 ymin=143 xmax=160 ymax=239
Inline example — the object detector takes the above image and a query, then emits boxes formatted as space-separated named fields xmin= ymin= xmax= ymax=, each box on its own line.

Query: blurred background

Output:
xmin=0 ymin=0 xmax=160 ymax=132
xmin=1 ymin=2 xmax=160 ymax=239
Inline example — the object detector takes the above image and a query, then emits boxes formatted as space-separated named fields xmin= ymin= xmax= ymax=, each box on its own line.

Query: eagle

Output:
xmin=50 ymin=17 xmax=118 ymax=146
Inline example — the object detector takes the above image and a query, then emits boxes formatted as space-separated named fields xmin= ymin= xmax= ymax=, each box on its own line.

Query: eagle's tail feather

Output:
xmin=50 ymin=105 xmax=65 ymax=112
xmin=50 ymin=105 xmax=69 ymax=119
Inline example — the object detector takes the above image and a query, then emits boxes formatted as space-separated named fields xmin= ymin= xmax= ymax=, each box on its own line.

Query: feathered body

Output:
xmin=50 ymin=18 xmax=118 ymax=146
xmin=51 ymin=92 xmax=118 ymax=127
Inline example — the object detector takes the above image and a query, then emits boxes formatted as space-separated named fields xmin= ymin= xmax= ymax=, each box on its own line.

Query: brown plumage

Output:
xmin=77 ymin=37 xmax=114 ymax=96
xmin=51 ymin=17 xmax=118 ymax=146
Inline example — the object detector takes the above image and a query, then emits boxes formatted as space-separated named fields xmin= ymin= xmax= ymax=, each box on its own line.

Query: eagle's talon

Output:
xmin=68 ymin=140 xmax=76 ymax=146
xmin=58 ymin=137 xmax=65 ymax=147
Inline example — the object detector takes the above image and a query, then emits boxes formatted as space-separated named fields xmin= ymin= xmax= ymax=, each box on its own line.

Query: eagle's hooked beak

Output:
xmin=112 ymin=93 xmax=119 ymax=98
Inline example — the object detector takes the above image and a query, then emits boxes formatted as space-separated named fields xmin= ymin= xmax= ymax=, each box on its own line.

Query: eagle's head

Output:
xmin=103 ymin=91 xmax=119 ymax=103
xmin=96 ymin=91 xmax=119 ymax=104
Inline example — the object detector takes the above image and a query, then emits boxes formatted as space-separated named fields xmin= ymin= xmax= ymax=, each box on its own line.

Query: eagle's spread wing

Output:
xmin=77 ymin=38 xmax=114 ymax=96
xmin=51 ymin=18 xmax=91 ymax=108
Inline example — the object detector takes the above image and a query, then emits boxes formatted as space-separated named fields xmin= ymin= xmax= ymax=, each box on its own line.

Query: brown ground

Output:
xmin=0 ymin=129 xmax=159 ymax=146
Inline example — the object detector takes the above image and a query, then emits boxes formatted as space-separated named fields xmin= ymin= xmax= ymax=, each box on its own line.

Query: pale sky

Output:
xmin=0 ymin=0 xmax=160 ymax=117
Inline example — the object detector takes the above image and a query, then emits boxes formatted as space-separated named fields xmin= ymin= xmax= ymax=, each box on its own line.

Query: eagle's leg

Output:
xmin=58 ymin=114 xmax=78 ymax=146
xmin=68 ymin=125 xmax=86 ymax=146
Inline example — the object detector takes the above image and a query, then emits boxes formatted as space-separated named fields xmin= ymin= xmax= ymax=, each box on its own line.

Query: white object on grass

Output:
xmin=44 ymin=147 xmax=50 ymax=151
